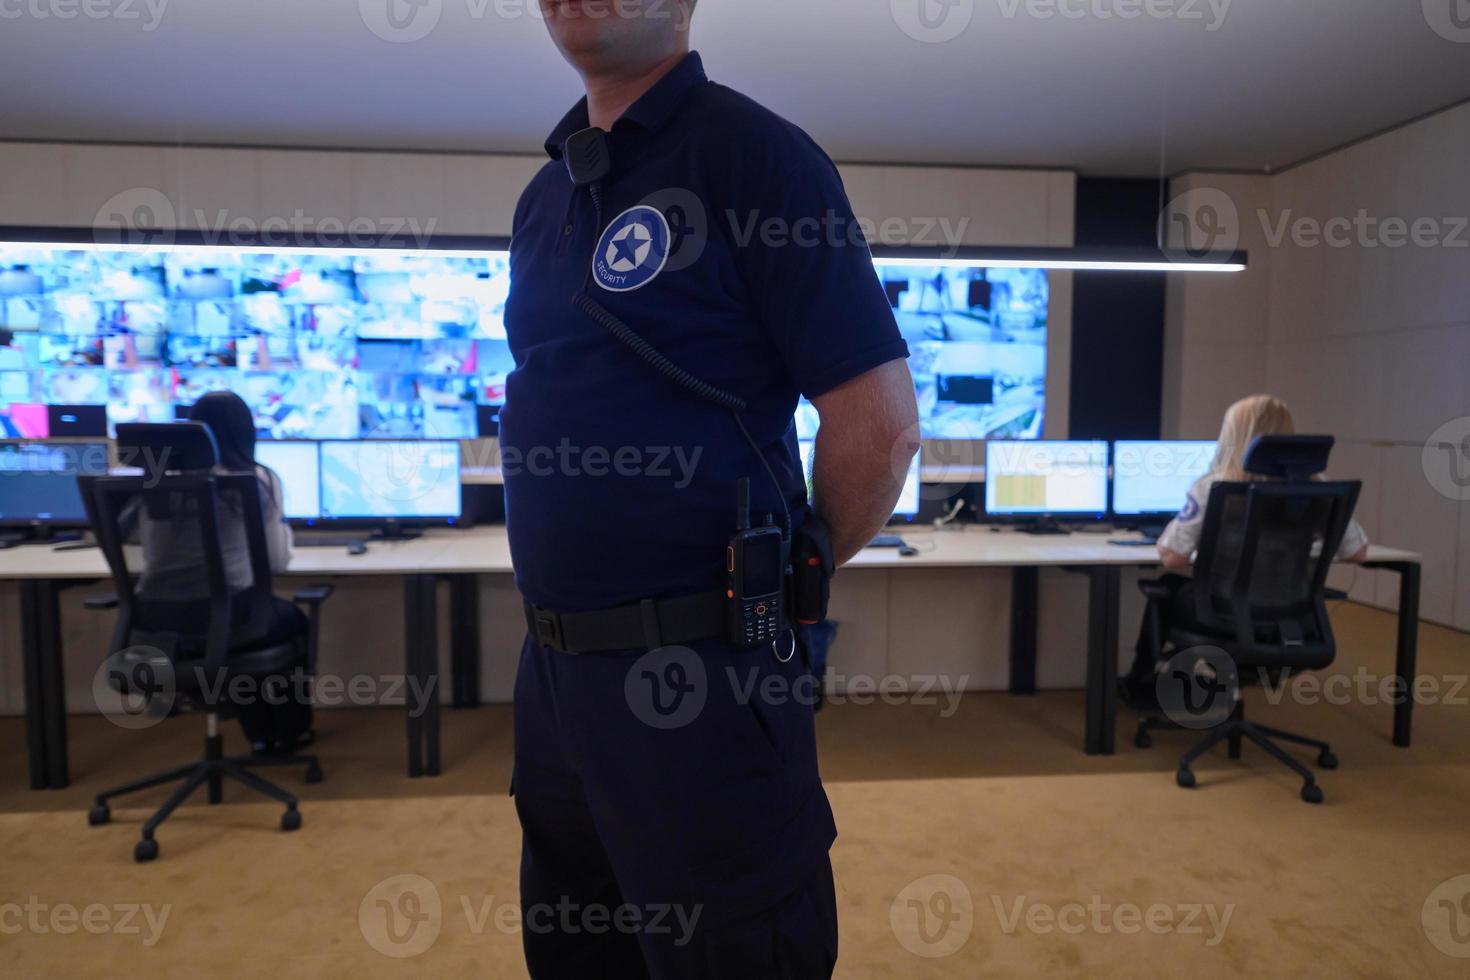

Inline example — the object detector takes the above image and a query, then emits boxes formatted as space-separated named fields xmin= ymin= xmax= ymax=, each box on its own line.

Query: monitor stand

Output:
xmin=0 ymin=528 xmax=83 ymax=549
xmin=1118 ymin=520 xmax=1167 ymax=543
xmin=370 ymin=522 xmax=423 ymax=543
xmin=1136 ymin=521 xmax=1167 ymax=542
xmin=1015 ymin=519 xmax=1072 ymax=536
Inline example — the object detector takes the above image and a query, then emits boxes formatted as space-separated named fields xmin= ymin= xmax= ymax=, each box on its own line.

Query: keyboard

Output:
xmin=294 ymin=532 xmax=366 ymax=549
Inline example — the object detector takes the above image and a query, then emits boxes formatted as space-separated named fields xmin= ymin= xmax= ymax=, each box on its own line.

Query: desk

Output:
xmin=5 ymin=526 xmax=1422 ymax=787
xmin=847 ymin=530 xmax=1422 ymax=755
xmin=3 ymin=534 xmax=500 ymax=790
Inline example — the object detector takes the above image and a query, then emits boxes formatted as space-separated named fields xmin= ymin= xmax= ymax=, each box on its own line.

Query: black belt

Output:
xmin=524 ymin=590 xmax=729 ymax=654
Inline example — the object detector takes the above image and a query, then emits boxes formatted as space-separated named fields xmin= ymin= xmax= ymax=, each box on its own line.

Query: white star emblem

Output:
xmin=605 ymin=222 xmax=653 ymax=273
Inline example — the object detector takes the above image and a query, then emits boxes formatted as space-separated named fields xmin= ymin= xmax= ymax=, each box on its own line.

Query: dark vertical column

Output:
xmin=1009 ymin=566 xmax=1039 ymax=695
xmin=1070 ymin=177 xmax=1169 ymax=441
xmin=449 ymin=575 xmax=481 ymax=709
xmin=1085 ymin=566 xmax=1121 ymax=755
xmin=38 ymin=580 xmax=68 ymax=788
xmin=403 ymin=576 xmax=425 ymax=778
xmin=422 ymin=576 xmax=441 ymax=777
xmin=21 ymin=580 xmax=50 ymax=790
xmin=1391 ymin=562 xmax=1421 ymax=748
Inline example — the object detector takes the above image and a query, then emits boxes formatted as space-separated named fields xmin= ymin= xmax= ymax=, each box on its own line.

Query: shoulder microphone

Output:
xmin=564 ymin=128 xmax=612 ymax=188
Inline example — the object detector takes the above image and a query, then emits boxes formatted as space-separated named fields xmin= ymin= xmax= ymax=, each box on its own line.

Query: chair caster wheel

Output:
xmin=134 ymin=839 xmax=159 ymax=863
xmin=304 ymin=763 xmax=324 ymax=785
xmin=281 ymin=808 xmax=302 ymax=832
xmin=1134 ymin=731 xmax=1152 ymax=749
xmin=1301 ymin=784 xmax=1324 ymax=804
xmin=1317 ymin=752 xmax=1338 ymax=770
xmin=88 ymin=804 xmax=111 ymax=826
xmin=1175 ymin=768 xmax=1196 ymax=789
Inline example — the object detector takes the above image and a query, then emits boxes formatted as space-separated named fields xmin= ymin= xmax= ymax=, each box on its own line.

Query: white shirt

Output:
xmin=1157 ymin=474 xmax=1367 ymax=562
xmin=137 ymin=464 xmax=294 ymax=601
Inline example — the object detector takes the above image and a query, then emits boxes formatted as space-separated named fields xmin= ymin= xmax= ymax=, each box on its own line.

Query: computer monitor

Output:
xmin=254 ymin=441 xmax=323 ymax=521
xmin=1112 ymin=440 xmax=1218 ymax=517
xmin=319 ymin=440 xmax=462 ymax=521
xmin=0 ymin=441 xmax=109 ymax=526
xmin=797 ymin=439 xmax=920 ymax=522
xmin=48 ymin=404 xmax=108 ymax=438
xmin=985 ymin=440 xmax=1109 ymax=517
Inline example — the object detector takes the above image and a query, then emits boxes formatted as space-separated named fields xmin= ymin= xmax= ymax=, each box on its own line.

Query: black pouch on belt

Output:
xmin=790 ymin=515 xmax=835 ymax=625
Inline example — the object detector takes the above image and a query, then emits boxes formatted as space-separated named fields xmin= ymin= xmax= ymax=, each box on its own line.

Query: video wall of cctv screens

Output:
xmin=794 ymin=262 xmax=1049 ymax=442
xmin=0 ymin=242 xmax=513 ymax=440
xmin=2 ymin=241 xmax=1048 ymax=445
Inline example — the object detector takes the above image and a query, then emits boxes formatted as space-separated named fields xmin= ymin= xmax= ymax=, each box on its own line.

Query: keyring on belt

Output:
xmin=773 ymin=628 xmax=796 ymax=663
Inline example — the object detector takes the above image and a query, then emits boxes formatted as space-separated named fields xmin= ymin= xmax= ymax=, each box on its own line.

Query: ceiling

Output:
xmin=0 ymin=0 xmax=1467 ymax=176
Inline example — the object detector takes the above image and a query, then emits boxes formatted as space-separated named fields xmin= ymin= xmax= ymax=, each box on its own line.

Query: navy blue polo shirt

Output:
xmin=503 ymin=52 xmax=907 ymax=612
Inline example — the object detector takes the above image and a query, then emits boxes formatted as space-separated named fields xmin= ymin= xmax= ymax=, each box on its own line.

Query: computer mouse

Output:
xmin=347 ymin=541 xmax=368 ymax=556
xmin=899 ymin=545 xmax=920 ymax=558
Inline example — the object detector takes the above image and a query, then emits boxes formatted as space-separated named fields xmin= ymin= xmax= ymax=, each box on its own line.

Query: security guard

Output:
xmin=504 ymin=3 xmax=919 ymax=976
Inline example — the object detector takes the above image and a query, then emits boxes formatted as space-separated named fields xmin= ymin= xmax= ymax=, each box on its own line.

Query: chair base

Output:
xmin=1133 ymin=703 xmax=1337 ymax=804
xmin=87 ymin=730 xmax=322 ymax=862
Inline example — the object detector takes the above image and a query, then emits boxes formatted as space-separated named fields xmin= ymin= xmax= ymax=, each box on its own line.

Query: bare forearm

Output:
xmin=810 ymin=359 xmax=920 ymax=565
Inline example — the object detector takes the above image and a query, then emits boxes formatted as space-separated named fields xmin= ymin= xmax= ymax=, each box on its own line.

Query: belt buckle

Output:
xmin=532 ymin=609 xmax=565 ymax=651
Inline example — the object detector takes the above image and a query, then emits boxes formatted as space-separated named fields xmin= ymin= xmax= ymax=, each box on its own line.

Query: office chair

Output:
xmin=80 ymin=422 xmax=332 ymax=862
xmin=1131 ymin=435 xmax=1361 ymax=804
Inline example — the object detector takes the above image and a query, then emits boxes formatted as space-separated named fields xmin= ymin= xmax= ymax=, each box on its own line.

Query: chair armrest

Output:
xmin=292 ymin=584 xmax=335 ymax=606
xmin=83 ymin=593 xmax=119 ymax=611
xmin=292 ymin=584 xmax=334 ymax=676
xmin=1138 ymin=579 xmax=1174 ymax=600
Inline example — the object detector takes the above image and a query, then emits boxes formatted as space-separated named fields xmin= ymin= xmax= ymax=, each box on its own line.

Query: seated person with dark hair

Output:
xmin=133 ymin=391 xmax=314 ymax=754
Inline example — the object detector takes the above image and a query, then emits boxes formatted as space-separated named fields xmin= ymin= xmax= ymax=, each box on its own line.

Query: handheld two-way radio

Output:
xmin=726 ymin=478 xmax=787 ymax=647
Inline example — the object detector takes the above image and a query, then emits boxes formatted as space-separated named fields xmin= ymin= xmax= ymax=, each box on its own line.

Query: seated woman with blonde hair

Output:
xmin=1120 ymin=394 xmax=1369 ymax=707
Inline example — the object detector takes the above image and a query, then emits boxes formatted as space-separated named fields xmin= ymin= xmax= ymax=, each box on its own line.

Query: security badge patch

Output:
xmin=593 ymin=205 xmax=671 ymax=293
xmin=1177 ymin=494 xmax=1201 ymax=523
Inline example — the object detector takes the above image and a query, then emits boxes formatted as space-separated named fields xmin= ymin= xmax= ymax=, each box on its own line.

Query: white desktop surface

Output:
xmin=0 ymin=525 xmax=1419 ymax=580
xmin=849 ymin=528 xmax=1419 ymax=569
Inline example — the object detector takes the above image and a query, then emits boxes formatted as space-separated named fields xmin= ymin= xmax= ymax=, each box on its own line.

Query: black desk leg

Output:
xmin=1084 ymin=566 xmax=1120 ymax=756
xmin=423 ymin=578 xmax=441 ymax=777
xmin=20 ymin=579 xmax=68 ymax=790
xmin=403 ymin=576 xmax=425 ymax=778
xmin=1009 ymin=566 xmax=1039 ymax=695
xmin=448 ymin=575 xmax=481 ymax=709
xmin=1391 ymin=562 xmax=1421 ymax=748
xmin=402 ymin=575 xmax=441 ymax=778
xmin=21 ymin=580 xmax=50 ymax=790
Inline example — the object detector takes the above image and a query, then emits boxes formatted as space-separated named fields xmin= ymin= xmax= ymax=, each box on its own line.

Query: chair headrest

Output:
xmin=116 ymin=422 xmax=219 ymax=474
xmin=1244 ymin=434 xmax=1334 ymax=480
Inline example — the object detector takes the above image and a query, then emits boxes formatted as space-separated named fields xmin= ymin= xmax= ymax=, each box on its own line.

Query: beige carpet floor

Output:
xmin=2 ymin=603 xmax=1468 ymax=978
